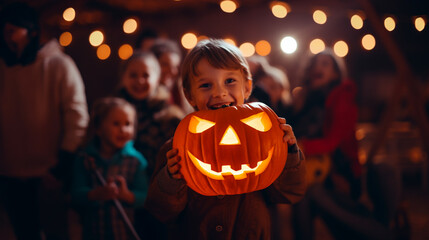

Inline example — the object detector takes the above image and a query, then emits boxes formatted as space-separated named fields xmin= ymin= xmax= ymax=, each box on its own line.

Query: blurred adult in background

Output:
xmin=291 ymin=49 xmax=401 ymax=240
xmin=150 ymin=38 xmax=194 ymax=114
xmin=135 ymin=27 xmax=159 ymax=52
xmin=0 ymin=2 xmax=89 ymax=240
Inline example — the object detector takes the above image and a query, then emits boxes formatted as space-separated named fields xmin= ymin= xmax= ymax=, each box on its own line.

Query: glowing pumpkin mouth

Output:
xmin=187 ymin=147 xmax=274 ymax=180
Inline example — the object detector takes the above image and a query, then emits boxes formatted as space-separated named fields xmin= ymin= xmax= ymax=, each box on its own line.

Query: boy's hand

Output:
xmin=278 ymin=117 xmax=297 ymax=146
xmin=166 ymin=148 xmax=183 ymax=180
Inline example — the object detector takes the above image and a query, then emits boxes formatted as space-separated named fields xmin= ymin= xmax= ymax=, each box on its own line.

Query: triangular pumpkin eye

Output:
xmin=189 ymin=116 xmax=216 ymax=133
xmin=240 ymin=112 xmax=272 ymax=132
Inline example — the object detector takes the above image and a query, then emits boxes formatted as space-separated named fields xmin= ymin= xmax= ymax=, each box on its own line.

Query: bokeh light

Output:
xmin=181 ymin=33 xmax=198 ymax=49
xmin=309 ymin=38 xmax=325 ymax=54
xmin=220 ymin=0 xmax=237 ymax=13
xmin=415 ymin=17 xmax=426 ymax=31
xmin=63 ymin=7 xmax=75 ymax=22
xmin=123 ymin=18 xmax=138 ymax=34
xmin=89 ymin=30 xmax=104 ymax=47
xmin=223 ymin=38 xmax=236 ymax=46
xmin=384 ymin=16 xmax=396 ymax=31
xmin=239 ymin=42 xmax=255 ymax=57
xmin=97 ymin=44 xmax=111 ymax=60
xmin=351 ymin=14 xmax=364 ymax=30
xmin=362 ymin=34 xmax=376 ymax=50
xmin=333 ymin=40 xmax=348 ymax=57
xmin=280 ymin=36 xmax=297 ymax=54
xmin=255 ymin=40 xmax=271 ymax=56
xmin=270 ymin=1 xmax=289 ymax=19
xmin=118 ymin=44 xmax=133 ymax=60
xmin=59 ymin=32 xmax=72 ymax=47
xmin=313 ymin=10 xmax=327 ymax=24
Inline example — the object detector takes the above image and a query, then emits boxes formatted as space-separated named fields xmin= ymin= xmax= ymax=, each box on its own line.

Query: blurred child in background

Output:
xmin=71 ymin=97 xmax=147 ymax=240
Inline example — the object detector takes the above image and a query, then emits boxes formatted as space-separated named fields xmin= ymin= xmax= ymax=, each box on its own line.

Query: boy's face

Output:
xmin=186 ymin=58 xmax=252 ymax=111
xmin=121 ymin=58 xmax=159 ymax=100
xmin=97 ymin=106 xmax=135 ymax=153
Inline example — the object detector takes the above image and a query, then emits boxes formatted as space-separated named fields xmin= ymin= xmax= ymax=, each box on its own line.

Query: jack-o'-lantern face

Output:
xmin=173 ymin=102 xmax=288 ymax=196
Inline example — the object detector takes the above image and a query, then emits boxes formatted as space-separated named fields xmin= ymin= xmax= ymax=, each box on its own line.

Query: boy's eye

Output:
xmin=225 ymin=78 xmax=236 ymax=84
xmin=198 ymin=83 xmax=211 ymax=89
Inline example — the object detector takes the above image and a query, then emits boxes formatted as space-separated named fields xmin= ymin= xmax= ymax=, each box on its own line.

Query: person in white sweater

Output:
xmin=0 ymin=3 xmax=89 ymax=240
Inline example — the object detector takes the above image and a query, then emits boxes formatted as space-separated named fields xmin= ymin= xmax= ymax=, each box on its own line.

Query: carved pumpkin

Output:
xmin=173 ymin=102 xmax=288 ymax=196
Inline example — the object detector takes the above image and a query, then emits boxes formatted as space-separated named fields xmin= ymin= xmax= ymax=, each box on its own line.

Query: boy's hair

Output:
xmin=181 ymin=39 xmax=252 ymax=94
xmin=83 ymin=97 xmax=137 ymax=146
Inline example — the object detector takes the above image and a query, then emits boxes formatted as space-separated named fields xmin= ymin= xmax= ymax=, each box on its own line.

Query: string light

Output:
xmin=118 ymin=44 xmax=133 ymax=60
xmin=63 ymin=7 xmax=75 ymax=22
xmin=123 ymin=18 xmax=138 ymax=34
xmin=333 ymin=40 xmax=348 ymax=57
xmin=59 ymin=32 xmax=72 ymax=47
xmin=384 ymin=16 xmax=396 ymax=31
xmin=270 ymin=1 xmax=290 ymax=19
xmin=220 ymin=0 xmax=237 ymax=13
xmin=280 ymin=36 xmax=297 ymax=54
xmin=239 ymin=42 xmax=256 ymax=57
xmin=313 ymin=10 xmax=327 ymax=24
xmin=97 ymin=44 xmax=111 ymax=60
xmin=362 ymin=34 xmax=376 ymax=50
xmin=89 ymin=30 xmax=104 ymax=47
xmin=414 ymin=17 xmax=426 ymax=31
xmin=255 ymin=40 xmax=271 ymax=56
xmin=350 ymin=14 xmax=364 ymax=30
xmin=309 ymin=38 xmax=325 ymax=54
xmin=223 ymin=38 xmax=236 ymax=46
xmin=181 ymin=33 xmax=198 ymax=49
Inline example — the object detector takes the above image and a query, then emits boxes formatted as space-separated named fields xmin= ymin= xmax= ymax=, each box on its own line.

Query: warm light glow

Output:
xmin=309 ymin=38 xmax=325 ymax=54
xmin=118 ymin=44 xmax=133 ymax=60
xmin=384 ymin=17 xmax=396 ymax=31
xmin=351 ymin=14 xmax=364 ymax=29
xmin=123 ymin=18 xmax=138 ymax=34
xmin=96 ymin=44 xmax=111 ymax=60
xmin=355 ymin=128 xmax=365 ymax=141
xmin=89 ymin=30 xmax=104 ymax=47
xmin=280 ymin=36 xmax=297 ymax=54
xmin=223 ymin=38 xmax=236 ymax=46
xmin=270 ymin=1 xmax=289 ymax=18
xmin=63 ymin=7 xmax=75 ymax=22
xmin=189 ymin=116 xmax=215 ymax=133
xmin=181 ymin=32 xmax=198 ymax=49
xmin=313 ymin=10 xmax=327 ymax=24
xmin=362 ymin=34 xmax=376 ymax=50
xmin=220 ymin=126 xmax=240 ymax=145
xmin=415 ymin=17 xmax=425 ymax=31
xmin=197 ymin=35 xmax=209 ymax=42
xmin=255 ymin=40 xmax=271 ymax=56
xmin=187 ymin=148 xmax=273 ymax=180
xmin=220 ymin=0 xmax=237 ymax=13
xmin=241 ymin=112 xmax=272 ymax=132
xmin=59 ymin=32 xmax=72 ymax=47
xmin=239 ymin=42 xmax=256 ymax=57
xmin=333 ymin=40 xmax=348 ymax=57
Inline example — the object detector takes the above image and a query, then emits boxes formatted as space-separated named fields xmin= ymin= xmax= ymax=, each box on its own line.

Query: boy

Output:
xmin=144 ymin=39 xmax=306 ymax=240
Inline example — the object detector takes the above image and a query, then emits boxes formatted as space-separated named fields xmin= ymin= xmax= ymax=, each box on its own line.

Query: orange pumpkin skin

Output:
xmin=173 ymin=102 xmax=288 ymax=196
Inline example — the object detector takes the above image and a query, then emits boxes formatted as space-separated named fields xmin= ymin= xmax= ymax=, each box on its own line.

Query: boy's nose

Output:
xmin=212 ymin=85 xmax=227 ymax=97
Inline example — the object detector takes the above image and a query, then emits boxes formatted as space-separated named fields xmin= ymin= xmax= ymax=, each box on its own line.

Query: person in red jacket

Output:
xmin=290 ymin=49 xmax=363 ymax=240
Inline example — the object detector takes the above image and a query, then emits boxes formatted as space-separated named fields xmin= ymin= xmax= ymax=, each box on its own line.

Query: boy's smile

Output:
xmin=186 ymin=58 xmax=252 ymax=111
